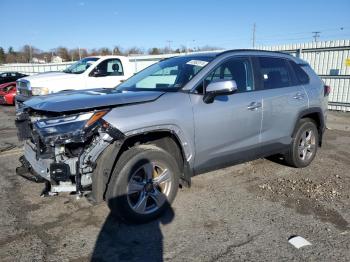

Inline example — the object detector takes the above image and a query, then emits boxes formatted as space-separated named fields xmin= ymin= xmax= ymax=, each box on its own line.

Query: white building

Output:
xmin=51 ymin=56 xmax=63 ymax=63
xmin=32 ymin=57 xmax=46 ymax=64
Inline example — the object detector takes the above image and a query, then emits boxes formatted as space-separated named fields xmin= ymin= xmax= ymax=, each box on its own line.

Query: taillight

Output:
xmin=324 ymin=85 xmax=331 ymax=96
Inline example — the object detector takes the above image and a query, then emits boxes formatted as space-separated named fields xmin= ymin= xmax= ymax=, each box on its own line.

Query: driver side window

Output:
xmin=196 ymin=57 xmax=254 ymax=94
xmin=95 ymin=59 xmax=124 ymax=76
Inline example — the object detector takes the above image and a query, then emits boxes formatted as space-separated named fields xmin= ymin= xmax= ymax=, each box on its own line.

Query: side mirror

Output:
xmin=203 ymin=80 xmax=237 ymax=104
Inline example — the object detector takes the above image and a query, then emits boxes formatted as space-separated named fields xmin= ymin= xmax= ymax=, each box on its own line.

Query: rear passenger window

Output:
xmin=258 ymin=57 xmax=292 ymax=89
xmin=290 ymin=61 xmax=310 ymax=85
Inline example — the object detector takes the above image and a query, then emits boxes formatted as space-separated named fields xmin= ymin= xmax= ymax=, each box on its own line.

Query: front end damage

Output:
xmin=15 ymin=106 xmax=124 ymax=198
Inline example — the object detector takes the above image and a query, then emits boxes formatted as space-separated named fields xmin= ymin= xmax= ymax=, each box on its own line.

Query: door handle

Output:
xmin=293 ymin=92 xmax=305 ymax=100
xmin=247 ymin=102 xmax=262 ymax=110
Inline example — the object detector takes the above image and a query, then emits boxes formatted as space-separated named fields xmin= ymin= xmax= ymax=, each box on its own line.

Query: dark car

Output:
xmin=0 ymin=72 xmax=27 ymax=84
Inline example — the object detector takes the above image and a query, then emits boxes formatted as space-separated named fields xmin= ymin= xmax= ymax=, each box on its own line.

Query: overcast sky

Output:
xmin=1 ymin=0 xmax=349 ymax=51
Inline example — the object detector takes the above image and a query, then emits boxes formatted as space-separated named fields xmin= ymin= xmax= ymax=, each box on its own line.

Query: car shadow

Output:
xmin=91 ymin=198 xmax=175 ymax=262
xmin=265 ymin=154 xmax=290 ymax=166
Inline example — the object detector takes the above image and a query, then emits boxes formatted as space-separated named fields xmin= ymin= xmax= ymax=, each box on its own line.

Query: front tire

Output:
xmin=106 ymin=145 xmax=180 ymax=223
xmin=285 ymin=118 xmax=318 ymax=168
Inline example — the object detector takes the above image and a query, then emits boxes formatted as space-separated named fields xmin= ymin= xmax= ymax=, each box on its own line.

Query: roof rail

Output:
xmin=216 ymin=49 xmax=292 ymax=57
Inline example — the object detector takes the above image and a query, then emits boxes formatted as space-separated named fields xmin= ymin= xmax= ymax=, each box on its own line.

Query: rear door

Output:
xmin=191 ymin=56 xmax=263 ymax=173
xmin=255 ymin=56 xmax=308 ymax=151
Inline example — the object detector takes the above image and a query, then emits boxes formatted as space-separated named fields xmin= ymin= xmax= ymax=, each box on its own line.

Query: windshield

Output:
xmin=117 ymin=56 xmax=213 ymax=91
xmin=63 ymin=57 xmax=99 ymax=74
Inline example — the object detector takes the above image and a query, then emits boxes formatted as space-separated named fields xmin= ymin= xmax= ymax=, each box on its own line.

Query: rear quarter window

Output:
xmin=290 ymin=61 xmax=310 ymax=85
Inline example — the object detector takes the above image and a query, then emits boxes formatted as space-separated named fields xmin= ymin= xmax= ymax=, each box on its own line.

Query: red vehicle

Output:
xmin=0 ymin=82 xmax=17 ymax=105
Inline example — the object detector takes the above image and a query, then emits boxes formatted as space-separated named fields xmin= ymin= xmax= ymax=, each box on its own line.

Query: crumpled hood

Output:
xmin=24 ymin=88 xmax=165 ymax=113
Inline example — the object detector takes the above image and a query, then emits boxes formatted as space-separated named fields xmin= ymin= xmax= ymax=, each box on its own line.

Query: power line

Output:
xmin=172 ymin=27 xmax=347 ymax=48
xmin=258 ymin=27 xmax=346 ymax=40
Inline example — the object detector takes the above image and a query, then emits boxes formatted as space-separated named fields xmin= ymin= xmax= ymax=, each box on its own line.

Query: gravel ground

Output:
xmin=0 ymin=106 xmax=350 ymax=262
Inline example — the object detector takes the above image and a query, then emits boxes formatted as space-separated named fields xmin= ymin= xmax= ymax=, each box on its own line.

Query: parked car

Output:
xmin=15 ymin=56 xmax=134 ymax=107
xmin=0 ymin=82 xmax=16 ymax=105
xmin=0 ymin=72 xmax=27 ymax=84
xmin=15 ymin=50 xmax=329 ymax=223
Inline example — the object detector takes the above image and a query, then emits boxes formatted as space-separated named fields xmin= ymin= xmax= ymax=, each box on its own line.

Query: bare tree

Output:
xmin=89 ymin=49 xmax=99 ymax=56
xmin=80 ymin=48 xmax=88 ymax=58
xmin=69 ymin=49 xmax=80 ymax=61
xmin=6 ymin=47 xmax=16 ymax=63
xmin=21 ymin=45 xmax=32 ymax=62
xmin=55 ymin=47 xmax=70 ymax=61
xmin=162 ymin=46 xmax=173 ymax=54
xmin=197 ymin=45 xmax=221 ymax=51
xmin=18 ymin=45 xmax=40 ymax=62
xmin=99 ymin=47 xmax=111 ymax=56
xmin=148 ymin=47 xmax=161 ymax=55
xmin=0 ymin=47 xmax=5 ymax=64
xmin=112 ymin=46 xmax=123 ymax=55
xmin=0 ymin=43 xmax=223 ymax=64
xmin=126 ymin=47 xmax=144 ymax=55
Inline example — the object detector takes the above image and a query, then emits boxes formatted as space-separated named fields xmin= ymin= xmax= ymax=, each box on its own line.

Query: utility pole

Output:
xmin=166 ymin=40 xmax=173 ymax=53
xmin=78 ymin=47 xmax=82 ymax=60
xmin=29 ymin=45 xmax=33 ymax=63
xmin=252 ymin=23 xmax=256 ymax=48
xmin=312 ymin=31 xmax=320 ymax=42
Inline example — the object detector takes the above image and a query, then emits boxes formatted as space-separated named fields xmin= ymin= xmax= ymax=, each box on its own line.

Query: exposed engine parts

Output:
xmin=15 ymin=107 xmax=125 ymax=196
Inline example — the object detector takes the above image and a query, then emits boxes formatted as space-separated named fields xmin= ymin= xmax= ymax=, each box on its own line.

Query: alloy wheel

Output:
xmin=298 ymin=129 xmax=316 ymax=162
xmin=127 ymin=161 xmax=172 ymax=214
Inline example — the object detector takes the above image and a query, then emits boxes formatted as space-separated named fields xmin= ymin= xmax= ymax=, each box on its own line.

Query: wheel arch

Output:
xmin=292 ymin=107 xmax=325 ymax=146
xmin=91 ymin=128 xmax=193 ymax=204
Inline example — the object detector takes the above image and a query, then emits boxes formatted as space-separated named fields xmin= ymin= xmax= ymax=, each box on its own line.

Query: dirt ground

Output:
xmin=0 ymin=106 xmax=350 ymax=262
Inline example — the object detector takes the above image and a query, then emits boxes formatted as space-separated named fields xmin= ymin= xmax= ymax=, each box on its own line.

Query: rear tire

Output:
xmin=106 ymin=145 xmax=180 ymax=224
xmin=285 ymin=118 xmax=318 ymax=168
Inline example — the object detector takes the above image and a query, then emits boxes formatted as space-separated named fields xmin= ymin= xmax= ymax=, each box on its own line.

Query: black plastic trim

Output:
xmin=292 ymin=107 xmax=325 ymax=145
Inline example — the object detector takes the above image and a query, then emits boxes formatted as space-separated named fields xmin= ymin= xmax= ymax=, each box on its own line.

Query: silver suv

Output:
xmin=15 ymin=50 xmax=328 ymax=223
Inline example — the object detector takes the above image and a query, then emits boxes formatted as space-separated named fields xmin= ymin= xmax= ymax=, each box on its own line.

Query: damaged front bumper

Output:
xmin=16 ymin=155 xmax=46 ymax=183
xmin=15 ymin=107 xmax=125 ymax=196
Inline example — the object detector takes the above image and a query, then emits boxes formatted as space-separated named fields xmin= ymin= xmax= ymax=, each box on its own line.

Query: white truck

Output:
xmin=16 ymin=56 xmax=137 ymax=105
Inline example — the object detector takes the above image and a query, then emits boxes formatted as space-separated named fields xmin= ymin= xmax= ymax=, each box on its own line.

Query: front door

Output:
xmin=190 ymin=56 xmax=263 ymax=173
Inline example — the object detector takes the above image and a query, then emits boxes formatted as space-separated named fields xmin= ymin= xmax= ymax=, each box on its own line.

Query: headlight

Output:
xmin=32 ymin=87 xmax=50 ymax=96
xmin=36 ymin=112 xmax=93 ymax=128
xmin=34 ymin=110 xmax=109 ymax=143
